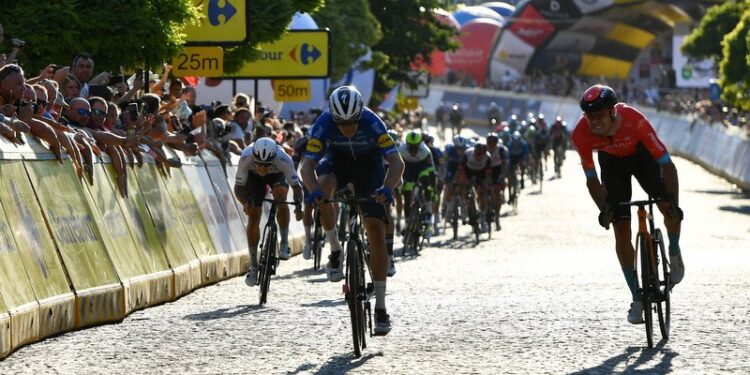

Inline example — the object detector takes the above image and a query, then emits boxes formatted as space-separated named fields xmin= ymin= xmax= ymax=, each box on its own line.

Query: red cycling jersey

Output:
xmin=572 ymin=103 xmax=668 ymax=174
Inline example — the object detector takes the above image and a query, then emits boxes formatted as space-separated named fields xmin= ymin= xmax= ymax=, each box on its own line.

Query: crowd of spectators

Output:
xmin=436 ymin=68 xmax=750 ymax=137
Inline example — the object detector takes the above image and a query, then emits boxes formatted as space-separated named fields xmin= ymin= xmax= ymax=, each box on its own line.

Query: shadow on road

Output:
xmin=274 ymin=267 xmax=325 ymax=281
xmin=692 ymin=189 xmax=749 ymax=197
xmin=569 ymin=342 xmax=677 ymax=374
xmin=300 ymin=298 xmax=346 ymax=308
xmin=183 ymin=304 xmax=273 ymax=321
xmin=719 ymin=205 xmax=750 ymax=216
xmin=314 ymin=351 xmax=382 ymax=374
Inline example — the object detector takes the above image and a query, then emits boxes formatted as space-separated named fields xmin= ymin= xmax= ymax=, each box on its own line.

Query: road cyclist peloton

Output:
xmin=234 ymin=137 xmax=304 ymax=286
xmin=572 ymin=84 xmax=685 ymax=324
xmin=300 ymin=85 xmax=405 ymax=336
xmin=398 ymin=129 xmax=437 ymax=242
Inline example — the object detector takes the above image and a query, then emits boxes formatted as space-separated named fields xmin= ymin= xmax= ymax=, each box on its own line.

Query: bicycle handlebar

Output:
xmin=261 ymin=198 xmax=300 ymax=205
xmin=618 ymin=197 xmax=665 ymax=207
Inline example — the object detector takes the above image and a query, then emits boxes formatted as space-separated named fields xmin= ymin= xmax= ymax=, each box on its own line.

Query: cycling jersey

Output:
xmin=572 ymin=103 xmax=669 ymax=178
xmin=398 ymin=143 xmax=435 ymax=192
xmin=399 ymin=142 xmax=432 ymax=164
xmin=463 ymin=147 xmax=491 ymax=172
xmin=236 ymin=143 xmax=300 ymax=187
xmin=305 ymin=108 xmax=397 ymax=162
xmin=292 ymin=136 xmax=308 ymax=169
xmin=488 ymin=145 xmax=509 ymax=167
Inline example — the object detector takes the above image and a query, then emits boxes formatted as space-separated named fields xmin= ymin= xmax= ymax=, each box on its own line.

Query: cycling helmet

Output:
xmin=252 ymin=137 xmax=277 ymax=163
xmin=422 ymin=131 xmax=434 ymax=145
xmin=329 ymin=85 xmax=364 ymax=122
xmin=405 ymin=130 xmax=423 ymax=146
xmin=453 ymin=135 xmax=468 ymax=149
xmin=580 ymin=85 xmax=617 ymax=113
xmin=474 ymin=141 xmax=487 ymax=153
xmin=486 ymin=132 xmax=499 ymax=145
xmin=512 ymin=130 xmax=522 ymax=140
xmin=537 ymin=113 xmax=545 ymax=120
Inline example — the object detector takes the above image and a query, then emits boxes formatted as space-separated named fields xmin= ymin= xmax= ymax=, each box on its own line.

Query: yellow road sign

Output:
xmin=225 ymin=30 xmax=330 ymax=79
xmin=185 ymin=0 xmax=248 ymax=46
xmin=273 ymin=80 xmax=311 ymax=102
xmin=172 ymin=47 xmax=224 ymax=77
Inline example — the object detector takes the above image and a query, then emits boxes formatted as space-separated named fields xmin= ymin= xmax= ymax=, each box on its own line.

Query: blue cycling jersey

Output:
xmin=304 ymin=108 xmax=397 ymax=162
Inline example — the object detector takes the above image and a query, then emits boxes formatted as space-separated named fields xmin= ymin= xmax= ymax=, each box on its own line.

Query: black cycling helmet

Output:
xmin=580 ymin=85 xmax=617 ymax=113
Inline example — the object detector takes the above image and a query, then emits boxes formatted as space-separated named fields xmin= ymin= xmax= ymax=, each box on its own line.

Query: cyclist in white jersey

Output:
xmin=398 ymin=130 xmax=436 ymax=239
xmin=460 ymin=142 xmax=492 ymax=232
xmin=235 ymin=137 xmax=304 ymax=286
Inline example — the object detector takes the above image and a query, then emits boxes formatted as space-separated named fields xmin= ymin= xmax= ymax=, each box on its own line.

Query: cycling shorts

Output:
xmin=244 ymin=171 xmax=289 ymax=207
xmin=490 ymin=165 xmax=505 ymax=188
xmin=599 ymin=143 xmax=670 ymax=221
xmin=465 ymin=168 xmax=488 ymax=185
xmin=316 ymin=153 xmax=387 ymax=220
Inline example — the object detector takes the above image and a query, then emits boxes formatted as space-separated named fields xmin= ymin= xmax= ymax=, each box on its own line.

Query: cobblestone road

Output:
xmin=2 ymin=153 xmax=749 ymax=374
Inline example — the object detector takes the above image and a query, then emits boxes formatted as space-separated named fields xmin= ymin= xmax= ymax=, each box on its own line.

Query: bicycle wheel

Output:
xmin=451 ymin=198 xmax=459 ymax=240
xmin=346 ymin=237 xmax=366 ymax=357
xmin=638 ymin=233 xmax=654 ymax=348
xmin=538 ymin=159 xmax=544 ymax=192
xmin=467 ymin=194 xmax=480 ymax=245
xmin=258 ymin=228 xmax=276 ymax=306
xmin=312 ymin=215 xmax=323 ymax=271
xmin=653 ymin=229 xmax=671 ymax=340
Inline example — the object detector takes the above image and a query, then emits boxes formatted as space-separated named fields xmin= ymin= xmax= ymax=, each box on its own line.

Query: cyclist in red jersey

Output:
xmin=572 ymin=85 xmax=685 ymax=325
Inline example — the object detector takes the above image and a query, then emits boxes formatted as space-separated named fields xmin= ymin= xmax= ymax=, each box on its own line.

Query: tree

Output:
xmin=0 ymin=1 xmax=200 ymax=73
xmin=681 ymin=1 xmax=749 ymax=62
xmin=368 ymin=0 xmax=459 ymax=105
xmin=312 ymin=0 xmax=384 ymax=83
xmin=719 ymin=11 xmax=750 ymax=110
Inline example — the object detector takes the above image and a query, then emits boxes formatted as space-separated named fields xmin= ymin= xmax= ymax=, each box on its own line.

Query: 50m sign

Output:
xmin=172 ymin=47 xmax=223 ymax=77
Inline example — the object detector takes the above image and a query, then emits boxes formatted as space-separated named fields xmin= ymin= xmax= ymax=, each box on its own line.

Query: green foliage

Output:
xmin=0 ymin=0 xmax=199 ymax=74
xmin=682 ymin=1 xmax=748 ymax=61
xmin=223 ymin=0 xmax=323 ymax=74
xmin=312 ymin=0 xmax=384 ymax=83
xmin=368 ymin=0 xmax=459 ymax=105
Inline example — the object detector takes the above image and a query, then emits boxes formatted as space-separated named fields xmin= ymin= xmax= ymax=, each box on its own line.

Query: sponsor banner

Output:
xmin=0 ymin=310 xmax=9 ymax=359
xmin=25 ymin=161 xmax=120 ymax=290
xmin=181 ymin=162 xmax=237 ymax=255
xmin=508 ymin=5 xmax=556 ymax=47
xmin=492 ymin=31 xmax=535 ymax=72
xmin=606 ymin=23 xmax=654 ymax=48
xmin=578 ymin=53 xmax=631 ymax=78
xmin=529 ymin=0 xmax=582 ymax=27
xmin=205 ymin=160 xmax=247 ymax=254
xmin=673 ymin=35 xmax=715 ymax=88
xmin=568 ymin=17 xmax=615 ymax=35
xmin=184 ymin=0 xmax=247 ymax=46
xmin=572 ymin=0 xmax=614 ymax=14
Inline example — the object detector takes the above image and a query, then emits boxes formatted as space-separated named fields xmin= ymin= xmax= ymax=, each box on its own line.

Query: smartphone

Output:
xmin=128 ymin=102 xmax=139 ymax=122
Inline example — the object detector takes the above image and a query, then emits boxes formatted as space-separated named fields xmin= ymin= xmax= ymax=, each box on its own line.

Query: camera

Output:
xmin=10 ymin=38 xmax=25 ymax=48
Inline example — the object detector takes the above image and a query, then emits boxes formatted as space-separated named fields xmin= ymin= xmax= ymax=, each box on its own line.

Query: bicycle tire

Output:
xmin=467 ymin=193 xmax=480 ymax=245
xmin=451 ymin=198 xmax=459 ymax=240
xmin=346 ymin=237 xmax=366 ymax=357
xmin=653 ymin=229 xmax=671 ymax=340
xmin=639 ymin=233 xmax=654 ymax=348
xmin=258 ymin=228 xmax=275 ymax=306
xmin=312 ymin=212 xmax=323 ymax=270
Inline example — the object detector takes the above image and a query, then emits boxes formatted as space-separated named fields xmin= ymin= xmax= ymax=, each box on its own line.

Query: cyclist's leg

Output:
xmin=599 ymin=151 xmax=639 ymax=302
xmin=270 ymin=180 xmax=291 ymax=257
xmin=316 ymin=157 xmax=345 ymax=254
xmin=242 ymin=171 xmax=269 ymax=268
xmin=633 ymin=144 xmax=684 ymax=283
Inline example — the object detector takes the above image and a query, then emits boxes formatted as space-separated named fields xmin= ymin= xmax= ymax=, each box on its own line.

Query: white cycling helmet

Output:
xmin=252 ymin=137 xmax=277 ymax=163
xmin=453 ymin=135 xmax=468 ymax=149
xmin=329 ymin=85 xmax=363 ymax=122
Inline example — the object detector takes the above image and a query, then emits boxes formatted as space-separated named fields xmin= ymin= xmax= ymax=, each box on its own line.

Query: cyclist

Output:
xmin=442 ymin=135 xmax=469 ymax=222
xmin=423 ymin=132 xmax=445 ymax=235
xmin=487 ymin=101 xmax=502 ymax=129
xmin=435 ymin=101 xmax=447 ymax=129
xmin=460 ymin=141 xmax=492 ymax=232
xmin=507 ymin=130 xmax=529 ymax=192
xmin=487 ymin=132 xmax=509 ymax=226
xmin=572 ymin=84 xmax=685 ymax=324
xmin=292 ymin=127 xmax=319 ymax=261
xmin=384 ymin=128 xmax=401 ymax=277
xmin=549 ymin=116 xmax=569 ymax=163
xmin=300 ymin=85 xmax=404 ymax=335
xmin=449 ymin=102 xmax=464 ymax=136
xmin=535 ymin=114 xmax=550 ymax=171
xmin=398 ymin=130 xmax=436 ymax=240
xmin=235 ymin=137 xmax=304 ymax=286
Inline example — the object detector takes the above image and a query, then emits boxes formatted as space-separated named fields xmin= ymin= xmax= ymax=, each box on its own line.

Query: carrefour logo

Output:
xmin=289 ymin=43 xmax=322 ymax=65
xmin=206 ymin=0 xmax=237 ymax=26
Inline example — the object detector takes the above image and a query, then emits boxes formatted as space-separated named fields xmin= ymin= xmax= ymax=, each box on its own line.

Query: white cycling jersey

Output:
xmin=398 ymin=142 xmax=432 ymax=164
xmin=464 ymin=147 xmax=491 ymax=171
xmin=235 ymin=143 xmax=301 ymax=186
xmin=488 ymin=145 xmax=507 ymax=167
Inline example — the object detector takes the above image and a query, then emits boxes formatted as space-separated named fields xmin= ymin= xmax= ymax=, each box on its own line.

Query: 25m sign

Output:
xmin=172 ymin=47 xmax=223 ymax=77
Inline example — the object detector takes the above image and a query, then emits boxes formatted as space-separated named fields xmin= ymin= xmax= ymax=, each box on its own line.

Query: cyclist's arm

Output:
xmin=233 ymin=155 xmax=252 ymax=206
xmin=383 ymin=152 xmax=405 ymax=191
xmin=300 ymin=157 xmax=320 ymax=193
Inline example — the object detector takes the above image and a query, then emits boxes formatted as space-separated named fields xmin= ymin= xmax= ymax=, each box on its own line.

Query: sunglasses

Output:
xmin=92 ymin=109 xmax=107 ymax=116
xmin=337 ymin=120 xmax=358 ymax=127
xmin=257 ymin=161 xmax=273 ymax=167
xmin=75 ymin=108 xmax=92 ymax=116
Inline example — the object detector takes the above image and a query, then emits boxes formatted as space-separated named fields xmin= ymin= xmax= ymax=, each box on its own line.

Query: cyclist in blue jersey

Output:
xmin=423 ymin=132 xmax=445 ymax=234
xmin=442 ymin=135 xmax=469 ymax=221
xmin=300 ymin=86 xmax=404 ymax=336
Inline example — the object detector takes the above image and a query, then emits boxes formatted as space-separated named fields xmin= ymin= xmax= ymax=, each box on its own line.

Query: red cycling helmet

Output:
xmin=580 ymin=85 xmax=617 ymax=113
